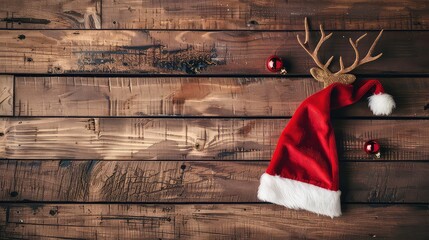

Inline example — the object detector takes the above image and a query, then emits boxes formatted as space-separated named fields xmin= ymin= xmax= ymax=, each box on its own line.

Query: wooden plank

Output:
xmin=0 ymin=118 xmax=427 ymax=160
xmin=0 ymin=75 xmax=13 ymax=116
xmin=0 ymin=160 xmax=427 ymax=203
xmin=14 ymin=76 xmax=429 ymax=117
xmin=0 ymin=30 xmax=427 ymax=75
xmin=0 ymin=204 xmax=427 ymax=239
xmin=0 ymin=0 xmax=101 ymax=29
xmin=102 ymin=0 xmax=429 ymax=30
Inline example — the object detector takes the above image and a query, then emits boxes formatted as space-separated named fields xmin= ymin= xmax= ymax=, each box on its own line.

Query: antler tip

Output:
xmin=374 ymin=53 xmax=383 ymax=59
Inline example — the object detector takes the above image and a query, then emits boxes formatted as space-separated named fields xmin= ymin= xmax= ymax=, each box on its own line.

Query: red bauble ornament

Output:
xmin=266 ymin=55 xmax=283 ymax=72
xmin=364 ymin=140 xmax=381 ymax=158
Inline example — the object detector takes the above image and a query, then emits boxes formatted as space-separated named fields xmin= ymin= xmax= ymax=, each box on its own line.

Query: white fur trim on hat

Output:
xmin=368 ymin=93 xmax=396 ymax=116
xmin=257 ymin=173 xmax=342 ymax=218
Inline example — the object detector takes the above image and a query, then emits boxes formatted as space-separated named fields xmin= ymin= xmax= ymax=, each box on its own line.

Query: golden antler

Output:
xmin=296 ymin=17 xmax=334 ymax=73
xmin=335 ymin=30 xmax=384 ymax=75
xmin=297 ymin=17 xmax=384 ymax=87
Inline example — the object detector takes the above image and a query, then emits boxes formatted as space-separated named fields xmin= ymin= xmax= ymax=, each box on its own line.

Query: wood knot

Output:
xmin=10 ymin=191 xmax=18 ymax=197
xmin=194 ymin=140 xmax=205 ymax=151
xmin=247 ymin=20 xmax=259 ymax=26
xmin=49 ymin=208 xmax=58 ymax=216
xmin=18 ymin=34 xmax=25 ymax=40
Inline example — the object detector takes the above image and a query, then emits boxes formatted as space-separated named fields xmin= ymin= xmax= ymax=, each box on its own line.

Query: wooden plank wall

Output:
xmin=0 ymin=0 xmax=428 ymax=239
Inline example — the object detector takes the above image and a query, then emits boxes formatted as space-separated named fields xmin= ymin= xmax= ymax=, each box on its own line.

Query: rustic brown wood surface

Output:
xmin=2 ymin=0 xmax=428 ymax=31
xmin=0 ymin=0 xmax=428 ymax=238
xmin=0 ymin=0 xmax=101 ymax=29
xmin=1 ymin=118 xmax=427 ymax=160
xmin=14 ymin=76 xmax=429 ymax=117
xmin=0 ymin=30 xmax=427 ymax=75
xmin=0 ymin=160 xmax=427 ymax=203
xmin=102 ymin=0 xmax=429 ymax=30
xmin=0 ymin=76 xmax=13 ymax=116
xmin=0 ymin=204 xmax=427 ymax=240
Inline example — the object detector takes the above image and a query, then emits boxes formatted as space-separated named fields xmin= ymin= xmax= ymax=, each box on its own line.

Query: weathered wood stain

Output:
xmin=0 ymin=76 xmax=13 ymax=116
xmin=13 ymin=76 xmax=429 ymax=117
xmin=0 ymin=0 xmax=101 ymax=29
xmin=0 ymin=204 xmax=427 ymax=239
xmin=0 ymin=118 xmax=427 ymax=160
xmin=102 ymin=0 xmax=429 ymax=30
xmin=0 ymin=31 xmax=427 ymax=74
xmin=0 ymin=160 xmax=427 ymax=203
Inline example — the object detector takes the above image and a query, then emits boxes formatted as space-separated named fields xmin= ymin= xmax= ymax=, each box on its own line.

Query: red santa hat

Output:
xmin=257 ymin=79 xmax=395 ymax=218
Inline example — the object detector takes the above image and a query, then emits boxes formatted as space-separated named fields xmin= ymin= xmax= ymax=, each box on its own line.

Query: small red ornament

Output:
xmin=266 ymin=55 xmax=284 ymax=73
xmin=364 ymin=140 xmax=381 ymax=158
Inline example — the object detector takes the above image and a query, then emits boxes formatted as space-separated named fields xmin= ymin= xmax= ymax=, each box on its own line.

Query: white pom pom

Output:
xmin=368 ymin=93 xmax=396 ymax=116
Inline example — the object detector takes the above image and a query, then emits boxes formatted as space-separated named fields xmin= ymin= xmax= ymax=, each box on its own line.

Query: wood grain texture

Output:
xmin=0 ymin=0 xmax=101 ymax=29
xmin=0 ymin=30 xmax=427 ymax=75
xmin=102 ymin=0 xmax=429 ymax=30
xmin=0 ymin=160 xmax=427 ymax=203
xmin=0 ymin=75 xmax=13 ymax=116
xmin=14 ymin=76 xmax=429 ymax=117
xmin=0 ymin=204 xmax=428 ymax=239
xmin=0 ymin=118 xmax=427 ymax=160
